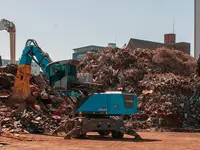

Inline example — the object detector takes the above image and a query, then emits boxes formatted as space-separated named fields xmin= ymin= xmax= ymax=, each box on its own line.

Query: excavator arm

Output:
xmin=19 ymin=39 xmax=53 ymax=74
xmin=0 ymin=19 xmax=16 ymax=64
xmin=10 ymin=39 xmax=53 ymax=103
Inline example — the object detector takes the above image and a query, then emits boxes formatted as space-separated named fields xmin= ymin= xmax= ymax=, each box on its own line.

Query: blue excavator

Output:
xmin=10 ymin=39 xmax=141 ymax=139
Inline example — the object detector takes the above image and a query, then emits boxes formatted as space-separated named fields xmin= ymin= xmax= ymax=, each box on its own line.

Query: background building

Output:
xmin=72 ymin=45 xmax=105 ymax=60
xmin=72 ymin=43 xmax=117 ymax=60
xmin=1 ymin=58 xmax=40 ymax=75
xmin=127 ymin=33 xmax=190 ymax=55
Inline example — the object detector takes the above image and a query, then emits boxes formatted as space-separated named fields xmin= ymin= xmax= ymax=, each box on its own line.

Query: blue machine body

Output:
xmin=76 ymin=92 xmax=138 ymax=115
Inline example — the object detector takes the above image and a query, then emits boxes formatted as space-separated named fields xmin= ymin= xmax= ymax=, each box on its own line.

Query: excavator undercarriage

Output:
xmin=53 ymin=115 xmax=141 ymax=140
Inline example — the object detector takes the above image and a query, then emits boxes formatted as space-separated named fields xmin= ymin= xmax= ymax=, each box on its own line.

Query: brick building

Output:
xmin=127 ymin=34 xmax=190 ymax=55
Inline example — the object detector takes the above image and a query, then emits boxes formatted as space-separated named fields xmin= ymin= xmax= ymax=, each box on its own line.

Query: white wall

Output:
xmin=195 ymin=0 xmax=200 ymax=59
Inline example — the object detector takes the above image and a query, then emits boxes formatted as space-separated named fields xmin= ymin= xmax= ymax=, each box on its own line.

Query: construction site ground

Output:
xmin=1 ymin=132 xmax=200 ymax=150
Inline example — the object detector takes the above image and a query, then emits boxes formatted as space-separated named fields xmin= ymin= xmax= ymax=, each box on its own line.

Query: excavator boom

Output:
xmin=10 ymin=39 xmax=53 ymax=103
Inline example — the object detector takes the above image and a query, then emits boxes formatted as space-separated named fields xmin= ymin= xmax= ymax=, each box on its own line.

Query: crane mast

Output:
xmin=0 ymin=19 xmax=16 ymax=64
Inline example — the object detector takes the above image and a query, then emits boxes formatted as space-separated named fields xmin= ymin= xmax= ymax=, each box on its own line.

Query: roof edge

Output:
xmin=129 ymin=38 xmax=163 ymax=44
xmin=73 ymin=45 xmax=106 ymax=51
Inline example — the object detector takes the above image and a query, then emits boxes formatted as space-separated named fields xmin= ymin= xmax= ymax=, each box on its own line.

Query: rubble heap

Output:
xmin=0 ymin=100 xmax=70 ymax=134
xmin=78 ymin=47 xmax=200 ymax=130
xmin=0 ymin=46 xmax=199 ymax=133
xmin=0 ymin=64 xmax=74 ymax=134
xmin=134 ymin=73 xmax=200 ymax=130
xmin=0 ymin=64 xmax=17 ymax=99
xmin=79 ymin=47 xmax=196 ymax=91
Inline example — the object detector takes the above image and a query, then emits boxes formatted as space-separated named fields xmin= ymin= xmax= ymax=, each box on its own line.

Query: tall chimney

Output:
xmin=164 ymin=33 xmax=176 ymax=44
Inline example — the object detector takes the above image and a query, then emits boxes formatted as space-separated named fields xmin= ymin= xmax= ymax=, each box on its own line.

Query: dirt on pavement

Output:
xmin=0 ymin=132 xmax=200 ymax=150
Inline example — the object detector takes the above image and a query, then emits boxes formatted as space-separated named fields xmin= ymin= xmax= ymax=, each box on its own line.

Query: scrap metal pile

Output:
xmin=0 ymin=64 xmax=74 ymax=134
xmin=0 ymin=46 xmax=200 ymax=134
xmin=0 ymin=64 xmax=17 ymax=99
xmin=78 ymin=47 xmax=200 ymax=131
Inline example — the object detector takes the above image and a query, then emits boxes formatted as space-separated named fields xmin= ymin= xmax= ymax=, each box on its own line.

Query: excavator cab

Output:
xmin=46 ymin=60 xmax=79 ymax=89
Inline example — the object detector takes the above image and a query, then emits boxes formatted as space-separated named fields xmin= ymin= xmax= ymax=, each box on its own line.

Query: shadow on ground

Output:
xmin=81 ymin=135 xmax=161 ymax=142
xmin=0 ymin=142 xmax=9 ymax=146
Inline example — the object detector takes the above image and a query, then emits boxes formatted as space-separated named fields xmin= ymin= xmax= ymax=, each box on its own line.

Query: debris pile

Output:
xmin=78 ymin=47 xmax=200 ymax=130
xmin=133 ymin=73 xmax=200 ymax=130
xmin=0 ymin=46 xmax=199 ymax=134
xmin=0 ymin=64 xmax=17 ymax=99
xmin=79 ymin=47 xmax=196 ymax=90
xmin=0 ymin=93 xmax=73 ymax=134
xmin=0 ymin=64 xmax=74 ymax=134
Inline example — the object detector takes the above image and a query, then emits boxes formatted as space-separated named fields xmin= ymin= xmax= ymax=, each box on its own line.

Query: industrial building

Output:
xmin=73 ymin=34 xmax=190 ymax=61
xmin=127 ymin=33 xmax=190 ymax=55
xmin=72 ymin=43 xmax=116 ymax=60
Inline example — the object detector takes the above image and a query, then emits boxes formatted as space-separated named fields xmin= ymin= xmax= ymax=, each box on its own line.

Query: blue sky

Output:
xmin=0 ymin=0 xmax=194 ymax=61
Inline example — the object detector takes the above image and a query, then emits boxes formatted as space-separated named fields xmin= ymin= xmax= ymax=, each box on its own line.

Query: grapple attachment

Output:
xmin=9 ymin=64 xmax=31 ymax=103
